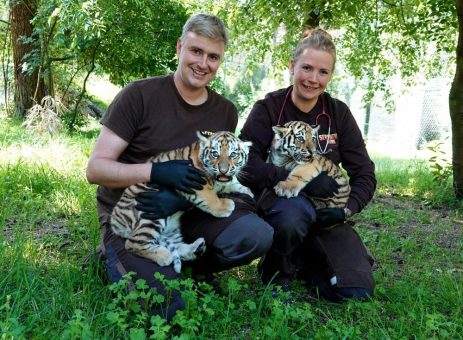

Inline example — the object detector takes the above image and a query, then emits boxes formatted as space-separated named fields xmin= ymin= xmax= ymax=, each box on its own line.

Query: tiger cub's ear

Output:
xmin=240 ymin=140 xmax=252 ymax=152
xmin=198 ymin=130 xmax=214 ymax=137
xmin=310 ymin=125 xmax=320 ymax=140
xmin=272 ymin=125 xmax=288 ymax=138
xmin=197 ymin=130 xmax=213 ymax=144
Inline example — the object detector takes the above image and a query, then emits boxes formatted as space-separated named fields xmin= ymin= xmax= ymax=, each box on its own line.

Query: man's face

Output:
xmin=175 ymin=32 xmax=225 ymax=91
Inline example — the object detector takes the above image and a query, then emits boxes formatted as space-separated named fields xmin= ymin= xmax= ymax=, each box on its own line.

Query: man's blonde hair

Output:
xmin=181 ymin=14 xmax=228 ymax=46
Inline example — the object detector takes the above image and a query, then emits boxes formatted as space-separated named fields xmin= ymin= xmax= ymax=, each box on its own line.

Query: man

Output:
xmin=86 ymin=14 xmax=273 ymax=321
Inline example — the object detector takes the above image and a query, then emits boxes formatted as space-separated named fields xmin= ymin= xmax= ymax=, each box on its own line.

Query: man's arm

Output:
xmin=86 ymin=126 xmax=151 ymax=188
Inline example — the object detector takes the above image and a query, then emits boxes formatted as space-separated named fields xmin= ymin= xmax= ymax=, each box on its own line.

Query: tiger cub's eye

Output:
xmin=230 ymin=152 xmax=237 ymax=158
xmin=212 ymin=151 xmax=220 ymax=158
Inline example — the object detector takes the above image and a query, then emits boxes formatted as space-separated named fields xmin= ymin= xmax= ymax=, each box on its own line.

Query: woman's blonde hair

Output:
xmin=293 ymin=29 xmax=336 ymax=68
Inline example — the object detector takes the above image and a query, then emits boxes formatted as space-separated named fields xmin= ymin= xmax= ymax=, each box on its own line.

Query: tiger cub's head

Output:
xmin=271 ymin=121 xmax=319 ymax=164
xmin=197 ymin=131 xmax=252 ymax=183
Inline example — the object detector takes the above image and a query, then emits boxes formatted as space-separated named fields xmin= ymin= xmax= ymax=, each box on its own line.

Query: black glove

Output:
xmin=302 ymin=171 xmax=340 ymax=198
xmin=150 ymin=160 xmax=206 ymax=194
xmin=315 ymin=208 xmax=345 ymax=228
xmin=135 ymin=185 xmax=193 ymax=220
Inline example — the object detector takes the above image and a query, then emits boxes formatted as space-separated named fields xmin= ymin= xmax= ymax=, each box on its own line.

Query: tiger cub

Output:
xmin=268 ymin=120 xmax=350 ymax=209
xmin=111 ymin=131 xmax=253 ymax=273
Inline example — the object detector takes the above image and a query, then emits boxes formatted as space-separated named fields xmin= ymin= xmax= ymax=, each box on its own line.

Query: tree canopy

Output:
xmin=192 ymin=0 xmax=457 ymax=94
xmin=31 ymin=0 xmax=188 ymax=88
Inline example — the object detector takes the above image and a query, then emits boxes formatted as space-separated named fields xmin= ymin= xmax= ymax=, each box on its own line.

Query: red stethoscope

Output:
xmin=276 ymin=86 xmax=332 ymax=154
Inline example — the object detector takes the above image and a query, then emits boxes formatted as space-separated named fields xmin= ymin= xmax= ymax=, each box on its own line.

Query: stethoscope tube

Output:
xmin=276 ymin=86 xmax=332 ymax=154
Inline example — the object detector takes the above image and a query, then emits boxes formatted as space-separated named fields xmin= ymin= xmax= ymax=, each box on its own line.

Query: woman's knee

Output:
xmin=265 ymin=196 xmax=316 ymax=237
xmin=267 ymin=197 xmax=316 ymax=224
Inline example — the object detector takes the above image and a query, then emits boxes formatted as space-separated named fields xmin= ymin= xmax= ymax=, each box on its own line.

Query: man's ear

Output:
xmin=176 ymin=38 xmax=182 ymax=57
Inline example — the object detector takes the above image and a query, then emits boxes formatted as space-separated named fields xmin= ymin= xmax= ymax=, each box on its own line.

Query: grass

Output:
xmin=1 ymin=116 xmax=462 ymax=338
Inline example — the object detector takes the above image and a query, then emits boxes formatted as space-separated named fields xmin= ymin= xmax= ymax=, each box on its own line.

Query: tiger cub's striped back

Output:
xmin=110 ymin=131 xmax=253 ymax=273
xmin=268 ymin=120 xmax=350 ymax=209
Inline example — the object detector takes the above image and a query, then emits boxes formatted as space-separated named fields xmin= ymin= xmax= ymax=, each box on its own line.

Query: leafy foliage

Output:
xmin=30 ymin=0 xmax=188 ymax=88
xmin=427 ymin=138 xmax=453 ymax=186
xmin=191 ymin=0 xmax=457 ymax=96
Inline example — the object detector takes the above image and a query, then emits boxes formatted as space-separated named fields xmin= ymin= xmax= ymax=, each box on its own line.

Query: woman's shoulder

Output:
xmin=323 ymin=92 xmax=351 ymax=116
xmin=263 ymin=87 xmax=290 ymax=102
xmin=250 ymin=87 xmax=290 ymax=115
xmin=324 ymin=92 xmax=348 ymax=106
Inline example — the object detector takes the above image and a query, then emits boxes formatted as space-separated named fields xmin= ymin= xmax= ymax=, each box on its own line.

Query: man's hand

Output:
xmin=135 ymin=185 xmax=193 ymax=220
xmin=315 ymin=208 xmax=345 ymax=228
xmin=302 ymin=171 xmax=340 ymax=198
xmin=150 ymin=160 xmax=206 ymax=194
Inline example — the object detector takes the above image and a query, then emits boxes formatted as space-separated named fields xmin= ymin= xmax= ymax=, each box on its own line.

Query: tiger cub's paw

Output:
xmin=239 ymin=185 xmax=254 ymax=198
xmin=178 ymin=237 xmax=206 ymax=261
xmin=274 ymin=180 xmax=302 ymax=198
xmin=193 ymin=237 xmax=207 ymax=257
xmin=153 ymin=247 xmax=174 ymax=267
xmin=183 ymin=238 xmax=206 ymax=261
xmin=210 ymin=198 xmax=235 ymax=218
xmin=173 ymin=259 xmax=182 ymax=273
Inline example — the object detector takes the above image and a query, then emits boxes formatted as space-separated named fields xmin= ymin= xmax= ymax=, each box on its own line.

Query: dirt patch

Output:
xmin=2 ymin=218 xmax=70 ymax=244
xmin=365 ymin=194 xmax=463 ymax=251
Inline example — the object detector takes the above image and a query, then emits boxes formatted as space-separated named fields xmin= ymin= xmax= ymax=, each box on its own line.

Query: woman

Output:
xmin=239 ymin=29 xmax=376 ymax=302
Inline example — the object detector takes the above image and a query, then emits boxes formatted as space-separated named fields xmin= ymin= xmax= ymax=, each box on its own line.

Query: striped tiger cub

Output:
xmin=111 ymin=131 xmax=253 ymax=273
xmin=268 ymin=120 xmax=350 ymax=209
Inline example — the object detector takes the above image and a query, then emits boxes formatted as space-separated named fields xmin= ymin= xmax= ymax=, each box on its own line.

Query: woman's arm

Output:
xmin=239 ymin=101 xmax=289 ymax=193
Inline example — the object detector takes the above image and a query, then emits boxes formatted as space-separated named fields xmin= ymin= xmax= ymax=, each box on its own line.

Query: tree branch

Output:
xmin=49 ymin=55 xmax=76 ymax=62
xmin=70 ymin=40 xmax=101 ymax=128
xmin=381 ymin=0 xmax=399 ymax=7
xmin=62 ymin=64 xmax=85 ymax=103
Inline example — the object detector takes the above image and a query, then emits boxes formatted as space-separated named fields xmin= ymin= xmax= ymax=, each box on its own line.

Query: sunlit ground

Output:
xmin=0 ymin=139 xmax=90 ymax=175
xmin=85 ymin=75 xmax=121 ymax=106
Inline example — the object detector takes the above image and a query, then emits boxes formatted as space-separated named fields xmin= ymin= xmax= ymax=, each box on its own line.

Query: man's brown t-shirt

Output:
xmin=96 ymin=74 xmax=238 ymax=226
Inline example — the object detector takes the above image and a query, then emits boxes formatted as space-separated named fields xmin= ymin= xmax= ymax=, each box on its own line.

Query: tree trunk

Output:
xmin=10 ymin=0 xmax=45 ymax=117
xmin=449 ymin=0 xmax=463 ymax=198
xmin=364 ymin=102 xmax=371 ymax=139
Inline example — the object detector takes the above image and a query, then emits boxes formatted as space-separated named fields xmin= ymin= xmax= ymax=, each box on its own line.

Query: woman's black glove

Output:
xmin=315 ymin=208 xmax=345 ymax=228
xmin=135 ymin=185 xmax=193 ymax=220
xmin=150 ymin=160 xmax=206 ymax=194
xmin=302 ymin=171 xmax=340 ymax=198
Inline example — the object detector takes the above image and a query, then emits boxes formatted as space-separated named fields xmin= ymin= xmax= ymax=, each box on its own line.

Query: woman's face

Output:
xmin=290 ymin=48 xmax=334 ymax=112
